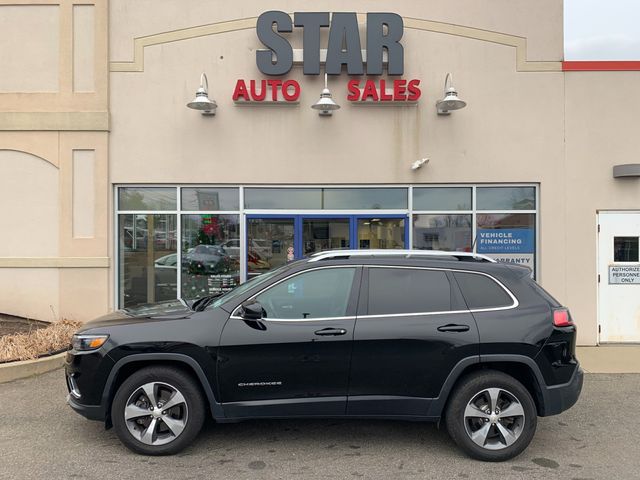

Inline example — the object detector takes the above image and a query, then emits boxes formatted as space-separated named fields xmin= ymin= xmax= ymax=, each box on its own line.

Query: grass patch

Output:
xmin=0 ymin=320 xmax=81 ymax=363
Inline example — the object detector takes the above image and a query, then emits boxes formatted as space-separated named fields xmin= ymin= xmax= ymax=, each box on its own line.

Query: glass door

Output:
xmin=246 ymin=215 xmax=408 ymax=278
xmin=356 ymin=216 xmax=406 ymax=249
xmin=302 ymin=217 xmax=350 ymax=256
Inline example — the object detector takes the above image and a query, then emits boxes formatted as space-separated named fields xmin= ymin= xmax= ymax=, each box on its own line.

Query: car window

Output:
xmin=211 ymin=263 xmax=294 ymax=309
xmin=367 ymin=268 xmax=451 ymax=315
xmin=453 ymin=272 xmax=514 ymax=309
xmin=255 ymin=267 xmax=356 ymax=319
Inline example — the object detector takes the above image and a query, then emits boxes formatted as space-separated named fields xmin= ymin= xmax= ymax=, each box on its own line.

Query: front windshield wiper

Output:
xmin=191 ymin=293 xmax=224 ymax=312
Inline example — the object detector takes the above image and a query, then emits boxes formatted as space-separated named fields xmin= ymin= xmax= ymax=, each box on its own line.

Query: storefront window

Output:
xmin=181 ymin=188 xmax=239 ymax=211
xmin=413 ymin=187 xmax=472 ymax=211
xmin=413 ymin=214 xmax=472 ymax=251
xmin=244 ymin=187 xmax=408 ymax=210
xmin=247 ymin=218 xmax=295 ymax=277
xmin=245 ymin=188 xmax=322 ymax=209
xmin=476 ymin=213 xmax=536 ymax=272
xmin=323 ymin=188 xmax=407 ymax=209
xmin=181 ymin=215 xmax=240 ymax=299
xmin=116 ymin=184 xmax=538 ymax=305
xmin=118 ymin=214 xmax=177 ymax=308
xmin=118 ymin=187 xmax=176 ymax=211
xmin=476 ymin=187 xmax=535 ymax=210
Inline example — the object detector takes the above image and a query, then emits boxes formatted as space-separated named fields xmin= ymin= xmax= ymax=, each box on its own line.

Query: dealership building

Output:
xmin=1 ymin=0 xmax=639 ymax=345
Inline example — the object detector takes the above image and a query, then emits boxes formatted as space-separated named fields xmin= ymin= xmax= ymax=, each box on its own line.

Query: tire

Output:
xmin=111 ymin=366 xmax=206 ymax=455
xmin=445 ymin=370 xmax=537 ymax=462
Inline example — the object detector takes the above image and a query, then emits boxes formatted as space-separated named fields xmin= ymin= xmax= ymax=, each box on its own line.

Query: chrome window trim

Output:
xmin=230 ymin=315 xmax=356 ymax=323
xmin=230 ymin=264 xmax=518 ymax=321
xmin=362 ymin=265 xmax=519 ymax=317
xmin=356 ymin=309 xmax=470 ymax=319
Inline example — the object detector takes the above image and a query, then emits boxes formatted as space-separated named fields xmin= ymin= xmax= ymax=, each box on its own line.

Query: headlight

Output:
xmin=72 ymin=334 xmax=109 ymax=352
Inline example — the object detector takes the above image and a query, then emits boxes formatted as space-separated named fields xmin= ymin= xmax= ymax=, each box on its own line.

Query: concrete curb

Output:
xmin=0 ymin=352 xmax=66 ymax=384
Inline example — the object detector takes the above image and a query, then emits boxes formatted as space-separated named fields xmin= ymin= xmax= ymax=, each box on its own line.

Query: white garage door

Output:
xmin=598 ymin=211 xmax=640 ymax=343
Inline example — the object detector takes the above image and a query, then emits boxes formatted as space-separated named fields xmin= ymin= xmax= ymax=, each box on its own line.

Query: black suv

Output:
xmin=65 ymin=250 xmax=582 ymax=461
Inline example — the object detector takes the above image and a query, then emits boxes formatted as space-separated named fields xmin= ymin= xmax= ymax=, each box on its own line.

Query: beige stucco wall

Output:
xmin=564 ymin=72 xmax=640 ymax=345
xmin=0 ymin=0 xmax=109 ymax=322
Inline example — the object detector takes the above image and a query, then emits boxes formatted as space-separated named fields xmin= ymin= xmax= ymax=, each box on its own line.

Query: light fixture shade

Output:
xmin=436 ymin=74 xmax=467 ymax=115
xmin=312 ymin=75 xmax=340 ymax=116
xmin=187 ymin=74 xmax=217 ymax=115
xmin=312 ymin=88 xmax=341 ymax=114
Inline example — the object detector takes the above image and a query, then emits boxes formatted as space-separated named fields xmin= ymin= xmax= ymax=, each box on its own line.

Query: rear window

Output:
xmin=453 ymin=272 xmax=514 ymax=310
xmin=368 ymin=268 xmax=451 ymax=315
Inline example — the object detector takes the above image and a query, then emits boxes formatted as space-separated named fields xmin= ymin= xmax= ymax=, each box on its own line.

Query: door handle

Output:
xmin=314 ymin=328 xmax=348 ymax=336
xmin=437 ymin=324 xmax=470 ymax=333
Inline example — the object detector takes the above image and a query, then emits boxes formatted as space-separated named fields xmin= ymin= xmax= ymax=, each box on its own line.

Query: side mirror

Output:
xmin=239 ymin=301 xmax=264 ymax=320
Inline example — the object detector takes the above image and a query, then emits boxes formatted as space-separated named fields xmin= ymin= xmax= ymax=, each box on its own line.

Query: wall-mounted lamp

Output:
xmin=411 ymin=158 xmax=430 ymax=170
xmin=187 ymin=73 xmax=217 ymax=116
xmin=311 ymin=73 xmax=340 ymax=116
xmin=436 ymin=73 xmax=466 ymax=115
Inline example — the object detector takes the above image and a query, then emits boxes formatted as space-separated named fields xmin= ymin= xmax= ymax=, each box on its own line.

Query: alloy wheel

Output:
xmin=463 ymin=387 xmax=525 ymax=450
xmin=123 ymin=382 xmax=188 ymax=446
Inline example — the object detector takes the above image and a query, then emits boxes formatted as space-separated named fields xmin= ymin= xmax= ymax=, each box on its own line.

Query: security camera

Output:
xmin=411 ymin=158 xmax=430 ymax=170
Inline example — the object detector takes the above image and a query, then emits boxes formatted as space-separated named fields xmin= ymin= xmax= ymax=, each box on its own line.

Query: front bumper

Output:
xmin=539 ymin=365 xmax=584 ymax=416
xmin=67 ymin=393 xmax=105 ymax=421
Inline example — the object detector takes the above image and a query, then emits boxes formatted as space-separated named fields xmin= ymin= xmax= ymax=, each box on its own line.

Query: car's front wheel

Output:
xmin=111 ymin=366 xmax=206 ymax=455
xmin=445 ymin=370 xmax=537 ymax=461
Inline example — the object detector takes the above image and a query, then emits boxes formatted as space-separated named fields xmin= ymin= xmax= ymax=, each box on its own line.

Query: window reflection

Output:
xmin=181 ymin=188 xmax=239 ymax=211
xmin=413 ymin=214 xmax=472 ymax=251
xmin=247 ymin=218 xmax=295 ymax=277
xmin=476 ymin=187 xmax=535 ymax=210
xmin=119 ymin=187 xmax=176 ymax=211
xmin=119 ymin=214 xmax=177 ymax=308
xmin=413 ymin=188 xmax=472 ymax=211
xmin=244 ymin=188 xmax=407 ymax=210
xmin=323 ymin=188 xmax=407 ymax=209
xmin=181 ymin=215 xmax=240 ymax=299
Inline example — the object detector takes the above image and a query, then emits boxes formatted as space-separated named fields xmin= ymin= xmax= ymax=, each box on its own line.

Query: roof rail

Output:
xmin=307 ymin=249 xmax=496 ymax=263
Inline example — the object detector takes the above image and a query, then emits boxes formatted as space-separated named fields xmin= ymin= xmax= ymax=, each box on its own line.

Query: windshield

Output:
xmin=210 ymin=263 xmax=294 ymax=309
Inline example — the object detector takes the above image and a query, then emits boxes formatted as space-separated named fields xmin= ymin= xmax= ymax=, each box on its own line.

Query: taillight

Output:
xmin=553 ymin=308 xmax=573 ymax=327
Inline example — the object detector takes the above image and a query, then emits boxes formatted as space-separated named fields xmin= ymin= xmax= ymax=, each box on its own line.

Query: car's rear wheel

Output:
xmin=445 ymin=370 xmax=537 ymax=461
xmin=111 ymin=366 xmax=205 ymax=455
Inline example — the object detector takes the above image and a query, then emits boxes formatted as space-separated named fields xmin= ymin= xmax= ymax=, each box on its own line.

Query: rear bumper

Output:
xmin=67 ymin=394 xmax=105 ymax=421
xmin=539 ymin=365 xmax=584 ymax=416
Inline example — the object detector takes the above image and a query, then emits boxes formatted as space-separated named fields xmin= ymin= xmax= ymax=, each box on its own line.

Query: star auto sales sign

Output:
xmin=232 ymin=11 xmax=422 ymax=104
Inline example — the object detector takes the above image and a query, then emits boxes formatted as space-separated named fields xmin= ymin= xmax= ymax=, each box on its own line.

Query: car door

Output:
xmin=347 ymin=266 xmax=480 ymax=416
xmin=218 ymin=265 xmax=361 ymax=418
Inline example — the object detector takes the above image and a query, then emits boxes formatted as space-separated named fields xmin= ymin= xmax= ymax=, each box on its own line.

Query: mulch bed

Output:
xmin=0 ymin=314 xmax=81 ymax=363
xmin=0 ymin=314 xmax=48 ymax=337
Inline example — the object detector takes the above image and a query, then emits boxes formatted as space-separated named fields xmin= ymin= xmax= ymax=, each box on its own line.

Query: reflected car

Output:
xmin=183 ymin=244 xmax=238 ymax=275
xmin=221 ymin=239 xmax=272 ymax=260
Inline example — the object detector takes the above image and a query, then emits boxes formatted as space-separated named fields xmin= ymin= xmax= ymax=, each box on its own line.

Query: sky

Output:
xmin=565 ymin=0 xmax=640 ymax=60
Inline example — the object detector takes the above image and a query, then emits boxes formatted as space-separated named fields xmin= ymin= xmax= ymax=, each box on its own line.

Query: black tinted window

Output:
xmin=255 ymin=268 xmax=356 ymax=319
xmin=453 ymin=272 xmax=513 ymax=309
xmin=368 ymin=268 xmax=451 ymax=315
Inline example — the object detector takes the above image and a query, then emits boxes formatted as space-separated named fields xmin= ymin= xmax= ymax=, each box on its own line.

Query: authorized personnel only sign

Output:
xmin=609 ymin=265 xmax=640 ymax=284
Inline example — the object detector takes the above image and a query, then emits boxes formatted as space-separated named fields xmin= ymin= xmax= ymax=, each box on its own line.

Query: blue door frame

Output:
xmin=246 ymin=214 xmax=409 ymax=264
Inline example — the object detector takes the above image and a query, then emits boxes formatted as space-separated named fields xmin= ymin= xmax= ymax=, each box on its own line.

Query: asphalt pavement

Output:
xmin=0 ymin=370 xmax=638 ymax=480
